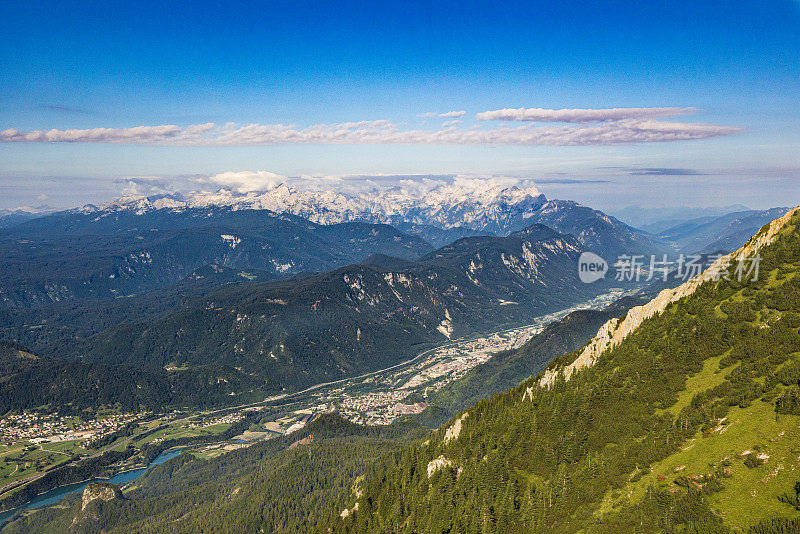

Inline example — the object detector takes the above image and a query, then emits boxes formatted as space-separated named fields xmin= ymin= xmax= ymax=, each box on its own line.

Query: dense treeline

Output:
xmin=0 ymin=341 xmax=263 ymax=413
xmin=338 ymin=213 xmax=800 ymax=532
xmin=0 ymin=207 xmax=434 ymax=307
xmin=2 ymin=415 xmax=427 ymax=533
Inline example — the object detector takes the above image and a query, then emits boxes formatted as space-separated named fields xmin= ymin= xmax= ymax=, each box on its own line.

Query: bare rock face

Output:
xmin=80 ymin=482 xmax=121 ymax=511
xmin=532 ymin=205 xmax=800 ymax=395
xmin=71 ymin=482 xmax=122 ymax=530
xmin=427 ymin=455 xmax=453 ymax=477
xmin=443 ymin=412 xmax=468 ymax=443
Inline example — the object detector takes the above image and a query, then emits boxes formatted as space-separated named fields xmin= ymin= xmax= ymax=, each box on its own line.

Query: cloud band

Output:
xmin=1 ymin=113 xmax=740 ymax=147
xmin=475 ymin=106 xmax=697 ymax=122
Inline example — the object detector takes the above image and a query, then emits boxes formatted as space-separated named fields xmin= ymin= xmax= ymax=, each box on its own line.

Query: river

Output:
xmin=0 ymin=448 xmax=182 ymax=524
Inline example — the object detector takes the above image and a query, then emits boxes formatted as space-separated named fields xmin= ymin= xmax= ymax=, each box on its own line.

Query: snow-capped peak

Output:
xmin=89 ymin=180 xmax=547 ymax=232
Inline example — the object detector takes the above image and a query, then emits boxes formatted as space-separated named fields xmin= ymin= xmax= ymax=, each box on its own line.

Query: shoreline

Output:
xmin=0 ymin=447 xmax=185 ymax=520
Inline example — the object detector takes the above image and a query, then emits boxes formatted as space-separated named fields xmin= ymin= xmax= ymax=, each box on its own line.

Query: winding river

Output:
xmin=0 ymin=448 xmax=182 ymax=524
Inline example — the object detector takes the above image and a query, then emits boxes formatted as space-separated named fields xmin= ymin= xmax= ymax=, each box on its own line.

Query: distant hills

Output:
xmin=613 ymin=204 xmax=750 ymax=234
xmin=658 ymin=207 xmax=790 ymax=253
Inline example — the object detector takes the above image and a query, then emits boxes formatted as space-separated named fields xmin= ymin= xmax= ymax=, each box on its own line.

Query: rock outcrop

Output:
xmin=531 ymin=205 xmax=800 ymax=396
xmin=444 ymin=412 xmax=468 ymax=443
xmin=70 ymin=481 xmax=122 ymax=530
xmin=80 ymin=482 xmax=121 ymax=511
xmin=427 ymin=455 xmax=453 ymax=477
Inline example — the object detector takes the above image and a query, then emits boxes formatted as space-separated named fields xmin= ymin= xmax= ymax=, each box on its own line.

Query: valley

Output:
xmin=0 ymin=288 xmax=626 ymax=516
xmin=4 ymin=4 xmax=798 ymax=531
xmin=2 ymin=204 xmax=798 ymax=532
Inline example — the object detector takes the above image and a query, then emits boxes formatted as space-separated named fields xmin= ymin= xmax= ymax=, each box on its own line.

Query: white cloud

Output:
xmin=417 ymin=110 xmax=467 ymax=118
xmin=205 ymin=171 xmax=287 ymax=193
xmin=0 ymin=124 xmax=213 ymax=143
xmin=475 ymin=107 xmax=696 ymax=122
xmin=114 ymin=176 xmax=172 ymax=196
xmin=0 ymin=113 xmax=741 ymax=147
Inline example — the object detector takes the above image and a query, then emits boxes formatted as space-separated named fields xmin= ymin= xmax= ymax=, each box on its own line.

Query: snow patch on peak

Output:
xmin=92 ymin=179 xmax=549 ymax=235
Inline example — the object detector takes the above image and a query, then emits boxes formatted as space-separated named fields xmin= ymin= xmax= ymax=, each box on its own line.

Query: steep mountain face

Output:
xmin=90 ymin=182 xmax=665 ymax=255
xmin=531 ymin=199 xmax=669 ymax=259
xmin=413 ymin=295 xmax=646 ymax=428
xmin=0 ymin=340 xmax=261 ymax=412
xmin=339 ymin=206 xmax=800 ymax=533
xmin=659 ymin=207 xmax=790 ymax=253
xmin=51 ymin=226 xmax=611 ymax=394
xmin=0 ymin=207 xmax=433 ymax=307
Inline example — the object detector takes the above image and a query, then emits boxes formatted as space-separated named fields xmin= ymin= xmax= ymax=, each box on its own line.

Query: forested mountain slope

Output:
xmin=1 ymin=415 xmax=427 ymax=533
xmin=338 ymin=207 xmax=800 ymax=533
xmin=0 ymin=207 xmax=433 ymax=307
xmin=52 ymin=225 xmax=610 ymax=395
xmin=0 ymin=340 xmax=262 ymax=412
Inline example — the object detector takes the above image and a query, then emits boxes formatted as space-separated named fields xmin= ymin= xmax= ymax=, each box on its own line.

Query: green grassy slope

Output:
xmin=338 ymin=210 xmax=800 ymax=533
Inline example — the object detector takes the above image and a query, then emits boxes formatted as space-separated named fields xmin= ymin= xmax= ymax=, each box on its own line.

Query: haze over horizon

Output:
xmin=2 ymin=0 xmax=799 ymax=210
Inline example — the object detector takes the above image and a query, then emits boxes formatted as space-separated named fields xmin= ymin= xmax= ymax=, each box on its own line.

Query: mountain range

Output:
xmin=337 ymin=205 xmax=800 ymax=532
xmin=79 ymin=183 xmax=668 ymax=257
xmin=1 ymin=185 xmax=788 ymax=403
xmin=613 ymin=204 xmax=751 ymax=234
xmin=8 ymin=206 xmax=800 ymax=533
xmin=16 ymin=224 xmax=612 ymax=396
xmin=0 ymin=207 xmax=433 ymax=307
xmin=658 ymin=206 xmax=791 ymax=253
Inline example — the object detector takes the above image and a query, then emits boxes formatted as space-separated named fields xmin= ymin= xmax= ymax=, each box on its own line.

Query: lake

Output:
xmin=0 ymin=448 xmax=182 ymax=524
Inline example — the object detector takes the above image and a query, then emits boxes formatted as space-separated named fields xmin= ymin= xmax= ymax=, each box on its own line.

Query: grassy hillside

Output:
xmin=338 ymin=209 xmax=800 ymax=533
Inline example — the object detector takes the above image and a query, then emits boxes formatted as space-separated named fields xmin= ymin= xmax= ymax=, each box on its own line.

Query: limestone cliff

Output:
xmin=530 ymin=205 xmax=800 ymax=396
xmin=70 ymin=481 xmax=122 ymax=530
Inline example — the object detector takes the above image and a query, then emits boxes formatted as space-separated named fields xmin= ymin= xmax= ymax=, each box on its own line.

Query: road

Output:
xmin=0 ymin=411 xmax=199 ymax=499
xmin=0 ymin=288 xmax=626 ymax=502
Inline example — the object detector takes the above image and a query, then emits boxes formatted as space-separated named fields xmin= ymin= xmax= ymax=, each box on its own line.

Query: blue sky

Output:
xmin=1 ymin=0 xmax=799 ymax=212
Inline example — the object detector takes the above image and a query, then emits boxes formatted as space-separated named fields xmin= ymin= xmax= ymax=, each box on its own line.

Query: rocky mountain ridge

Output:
xmin=535 ymin=205 xmax=800 ymax=391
